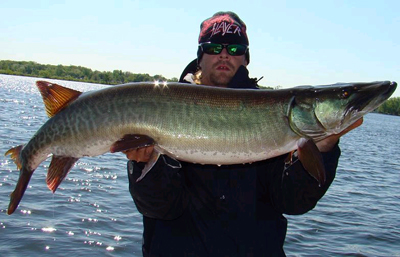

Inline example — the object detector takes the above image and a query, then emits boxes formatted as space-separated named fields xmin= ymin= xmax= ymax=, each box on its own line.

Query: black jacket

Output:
xmin=128 ymin=65 xmax=340 ymax=256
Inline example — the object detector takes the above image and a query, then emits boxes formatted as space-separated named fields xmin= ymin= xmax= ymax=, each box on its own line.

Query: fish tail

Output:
xmin=5 ymin=145 xmax=24 ymax=170
xmin=7 ymin=167 xmax=33 ymax=215
xmin=5 ymin=145 xmax=33 ymax=215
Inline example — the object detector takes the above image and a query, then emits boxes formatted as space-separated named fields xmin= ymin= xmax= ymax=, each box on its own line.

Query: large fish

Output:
xmin=5 ymin=80 xmax=397 ymax=215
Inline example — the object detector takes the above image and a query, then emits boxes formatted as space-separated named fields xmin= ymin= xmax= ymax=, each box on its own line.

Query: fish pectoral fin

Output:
xmin=110 ymin=134 xmax=155 ymax=153
xmin=46 ymin=156 xmax=79 ymax=193
xmin=36 ymin=81 xmax=82 ymax=117
xmin=296 ymin=138 xmax=326 ymax=187
xmin=136 ymin=150 xmax=161 ymax=182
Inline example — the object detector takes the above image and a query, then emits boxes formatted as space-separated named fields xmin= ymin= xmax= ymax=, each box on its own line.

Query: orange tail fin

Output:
xmin=5 ymin=145 xmax=33 ymax=215
xmin=7 ymin=169 xmax=33 ymax=215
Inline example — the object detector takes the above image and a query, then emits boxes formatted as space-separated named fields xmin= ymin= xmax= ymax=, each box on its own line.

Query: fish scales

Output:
xmin=25 ymin=84 xmax=297 ymax=167
xmin=17 ymin=81 xmax=399 ymax=167
xmin=135 ymin=84 xmax=298 ymax=163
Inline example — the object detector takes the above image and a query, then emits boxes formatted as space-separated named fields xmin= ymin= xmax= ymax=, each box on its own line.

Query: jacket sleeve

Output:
xmin=266 ymin=143 xmax=341 ymax=215
xmin=127 ymin=156 xmax=188 ymax=220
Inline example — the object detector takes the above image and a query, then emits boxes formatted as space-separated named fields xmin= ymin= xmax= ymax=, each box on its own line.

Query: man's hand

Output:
xmin=123 ymin=146 xmax=155 ymax=162
xmin=316 ymin=118 xmax=364 ymax=152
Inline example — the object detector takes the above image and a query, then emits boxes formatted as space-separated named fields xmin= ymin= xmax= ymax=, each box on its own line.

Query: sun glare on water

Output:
xmin=42 ymin=227 xmax=57 ymax=233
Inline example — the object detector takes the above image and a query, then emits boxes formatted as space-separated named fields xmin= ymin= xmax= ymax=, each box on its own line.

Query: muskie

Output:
xmin=5 ymin=80 xmax=397 ymax=214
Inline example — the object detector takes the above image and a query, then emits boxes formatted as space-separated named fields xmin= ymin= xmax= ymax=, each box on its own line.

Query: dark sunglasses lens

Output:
xmin=201 ymin=43 xmax=247 ymax=56
xmin=227 ymin=45 xmax=247 ymax=55
xmin=202 ymin=43 xmax=223 ymax=55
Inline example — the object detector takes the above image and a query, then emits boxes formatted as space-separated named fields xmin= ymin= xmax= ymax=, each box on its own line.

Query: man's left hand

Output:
xmin=316 ymin=118 xmax=364 ymax=152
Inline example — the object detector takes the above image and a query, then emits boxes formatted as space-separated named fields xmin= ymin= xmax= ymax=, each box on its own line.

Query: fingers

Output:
xmin=142 ymin=146 xmax=155 ymax=161
xmin=316 ymin=118 xmax=364 ymax=152
xmin=123 ymin=146 xmax=155 ymax=162
xmin=338 ymin=118 xmax=363 ymax=137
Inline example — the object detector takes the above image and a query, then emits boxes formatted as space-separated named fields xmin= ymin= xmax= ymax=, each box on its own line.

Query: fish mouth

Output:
xmin=383 ymin=81 xmax=397 ymax=98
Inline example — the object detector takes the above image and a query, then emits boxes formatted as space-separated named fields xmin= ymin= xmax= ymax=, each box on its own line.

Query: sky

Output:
xmin=1 ymin=0 xmax=399 ymax=97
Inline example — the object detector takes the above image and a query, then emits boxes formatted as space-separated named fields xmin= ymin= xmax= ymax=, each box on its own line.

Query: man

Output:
xmin=125 ymin=12 xmax=362 ymax=256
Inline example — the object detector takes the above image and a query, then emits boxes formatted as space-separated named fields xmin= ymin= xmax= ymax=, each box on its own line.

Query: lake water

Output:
xmin=0 ymin=74 xmax=399 ymax=256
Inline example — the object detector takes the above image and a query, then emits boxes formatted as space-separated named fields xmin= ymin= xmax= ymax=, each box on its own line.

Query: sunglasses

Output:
xmin=199 ymin=42 xmax=248 ymax=56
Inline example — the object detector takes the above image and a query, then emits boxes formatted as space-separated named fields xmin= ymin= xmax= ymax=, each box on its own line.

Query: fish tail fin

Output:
xmin=8 ymin=167 xmax=33 ymax=215
xmin=5 ymin=145 xmax=31 ymax=215
xmin=5 ymin=145 xmax=24 ymax=170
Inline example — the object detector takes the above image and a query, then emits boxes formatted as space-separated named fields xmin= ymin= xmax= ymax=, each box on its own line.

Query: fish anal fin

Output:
xmin=5 ymin=145 xmax=24 ymax=170
xmin=36 ymin=81 xmax=82 ymax=117
xmin=46 ymin=156 xmax=79 ymax=193
xmin=297 ymin=138 xmax=326 ymax=186
xmin=110 ymin=134 xmax=155 ymax=153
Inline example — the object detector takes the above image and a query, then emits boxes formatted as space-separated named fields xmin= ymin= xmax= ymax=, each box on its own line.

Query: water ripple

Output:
xmin=1 ymin=75 xmax=399 ymax=256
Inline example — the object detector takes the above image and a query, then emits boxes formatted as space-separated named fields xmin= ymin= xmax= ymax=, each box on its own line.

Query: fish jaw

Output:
xmin=338 ymin=81 xmax=397 ymax=131
xmin=289 ymin=81 xmax=397 ymax=139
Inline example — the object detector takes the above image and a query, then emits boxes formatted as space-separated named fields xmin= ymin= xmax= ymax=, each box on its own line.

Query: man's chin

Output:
xmin=210 ymin=73 xmax=232 ymax=87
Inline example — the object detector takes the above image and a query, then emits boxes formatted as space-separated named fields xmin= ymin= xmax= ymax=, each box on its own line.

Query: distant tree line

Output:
xmin=0 ymin=60 xmax=178 ymax=85
xmin=376 ymin=97 xmax=400 ymax=116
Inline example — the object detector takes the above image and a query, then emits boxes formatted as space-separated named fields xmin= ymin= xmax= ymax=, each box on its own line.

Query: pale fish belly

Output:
xmin=49 ymin=138 xmax=116 ymax=158
xmin=158 ymin=140 xmax=299 ymax=165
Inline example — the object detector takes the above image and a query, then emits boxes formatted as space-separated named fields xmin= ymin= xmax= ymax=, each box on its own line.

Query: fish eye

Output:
xmin=340 ymin=90 xmax=350 ymax=99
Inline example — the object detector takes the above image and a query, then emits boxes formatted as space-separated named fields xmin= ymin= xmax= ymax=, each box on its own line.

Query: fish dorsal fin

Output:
xmin=36 ymin=81 xmax=82 ymax=117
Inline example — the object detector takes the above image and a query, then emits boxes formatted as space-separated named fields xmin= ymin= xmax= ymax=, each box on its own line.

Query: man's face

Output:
xmin=199 ymin=48 xmax=248 ymax=87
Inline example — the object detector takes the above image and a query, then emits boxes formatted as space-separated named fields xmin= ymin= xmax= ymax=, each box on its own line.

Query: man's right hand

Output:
xmin=123 ymin=146 xmax=155 ymax=162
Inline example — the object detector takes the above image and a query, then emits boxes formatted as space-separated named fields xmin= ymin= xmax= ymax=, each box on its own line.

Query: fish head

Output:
xmin=290 ymin=81 xmax=397 ymax=139
xmin=314 ymin=81 xmax=397 ymax=135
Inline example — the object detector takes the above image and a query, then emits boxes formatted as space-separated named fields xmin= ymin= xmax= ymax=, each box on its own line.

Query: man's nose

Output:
xmin=219 ymin=48 xmax=230 ymax=59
